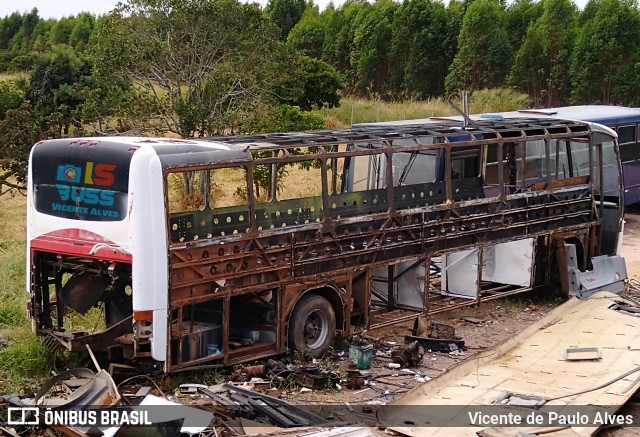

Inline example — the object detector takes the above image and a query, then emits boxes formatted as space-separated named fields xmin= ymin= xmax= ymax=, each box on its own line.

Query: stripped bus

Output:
xmin=26 ymin=119 xmax=626 ymax=371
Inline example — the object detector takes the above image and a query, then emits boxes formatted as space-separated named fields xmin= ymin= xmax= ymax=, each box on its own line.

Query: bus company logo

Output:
xmin=57 ymin=164 xmax=81 ymax=183
xmin=53 ymin=162 xmax=119 ymax=216
xmin=56 ymin=162 xmax=116 ymax=187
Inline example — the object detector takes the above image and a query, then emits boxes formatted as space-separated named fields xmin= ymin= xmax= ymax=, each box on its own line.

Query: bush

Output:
xmin=249 ymin=104 xmax=326 ymax=133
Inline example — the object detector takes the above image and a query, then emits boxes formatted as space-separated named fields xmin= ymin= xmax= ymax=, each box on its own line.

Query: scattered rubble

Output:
xmin=0 ymin=327 xmax=464 ymax=436
xmin=7 ymin=297 xmax=638 ymax=437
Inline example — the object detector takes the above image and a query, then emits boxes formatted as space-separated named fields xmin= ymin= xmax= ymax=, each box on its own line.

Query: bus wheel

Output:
xmin=288 ymin=294 xmax=336 ymax=358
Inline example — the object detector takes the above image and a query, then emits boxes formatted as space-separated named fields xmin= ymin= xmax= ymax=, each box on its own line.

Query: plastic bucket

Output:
xmin=349 ymin=343 xmax=374 ymax=370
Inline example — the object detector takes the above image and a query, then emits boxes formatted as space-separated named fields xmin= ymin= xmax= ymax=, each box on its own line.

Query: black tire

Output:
xmin=288 ymin=294 xmax=336 ymax=358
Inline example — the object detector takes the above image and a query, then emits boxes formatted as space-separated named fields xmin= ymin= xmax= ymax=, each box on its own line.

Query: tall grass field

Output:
xmin=319 ymin=89 xmax=530 ymax=127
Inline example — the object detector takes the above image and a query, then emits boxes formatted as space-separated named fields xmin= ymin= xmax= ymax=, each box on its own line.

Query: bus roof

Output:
xmin=490 ymin=105 xmax=640 ymax=126
xmin=359 ymin=105 xmax=640 ymax=128
xmin=34 ymin=118 xmax=604 ymax=170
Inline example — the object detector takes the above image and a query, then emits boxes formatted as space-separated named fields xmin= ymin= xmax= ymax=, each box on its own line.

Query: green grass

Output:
xmin=0 ymin=193 xmax=51 ymax=393
xmin=0 ymin=332 xmax=52 ymax=387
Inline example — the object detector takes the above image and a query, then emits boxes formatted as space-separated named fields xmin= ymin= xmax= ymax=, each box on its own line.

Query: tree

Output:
xmin=26 ymin=46 xmax=89 ymax=127
xmin=389 ymin=0 xmax=450 ymax=99
xmin=91 ymin=0 xmax=287 ymax=196
xmin=287 ymin=6 xmax=325 ymax=58
xmin=504 ymin=0 xmax=543 ymax=53
xmin=49 ymin=17 xmax=75 ymax=45
xmin=571 ymin=0 xmax=640 ymax=105
xmin=9 ymin=8 xmax=40 ymax=52
xmin=0 ymin=80 xmax=23 ymax=120
xmin=265 ymin=0 xmax=308 ymax=40
xmin=0 ymin=102 xmax=40 ymax=195
xmin=275 ymin=55 xmax=343 ymax=110
xmin=322 ymin=1 xmax=370 ymax=92
xmin=510 ymin=0 xmax=577 ymax=107
xmin=0 ymin=12 xmax=24 ymax=50
xmin=445 ymin=0 xmax=512 ymax=94
xmin=508 ymin=24 xmax=546 ymax=106
xmin=92 ymin=0 xmax=286 ymax=137
xmin=350 ymin=0 xmax=397 ymax=96
xmin=69 ymin=13 xmax=95 ymax=51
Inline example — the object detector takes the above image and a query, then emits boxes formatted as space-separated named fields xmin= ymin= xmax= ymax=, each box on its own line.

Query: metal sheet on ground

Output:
xmin=378 ymin=291 xmax=640 ymax=437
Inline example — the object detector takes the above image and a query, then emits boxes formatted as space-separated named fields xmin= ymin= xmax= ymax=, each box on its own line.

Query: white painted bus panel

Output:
xmin=129 ymin=147 xmax=168 ymax=363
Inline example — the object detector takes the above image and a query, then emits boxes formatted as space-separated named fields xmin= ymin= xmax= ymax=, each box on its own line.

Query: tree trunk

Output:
xmin=182 ymin=172 xmax=195 ymax=196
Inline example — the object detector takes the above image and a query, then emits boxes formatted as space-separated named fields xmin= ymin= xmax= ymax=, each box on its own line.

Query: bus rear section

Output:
xmin=27 ymin=138 xmax=172 ymax=368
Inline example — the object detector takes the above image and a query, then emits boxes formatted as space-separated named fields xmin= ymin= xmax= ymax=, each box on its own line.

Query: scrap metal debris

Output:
xmin=391 ymin=341 xmax=423 ymax=367
xmin=460 ymin=316 xmax=487 ymax=324
xmin=295 ymin=366 xmax=340 ymax=390
xmin=402 ymin=318 xmax=466 ymax=355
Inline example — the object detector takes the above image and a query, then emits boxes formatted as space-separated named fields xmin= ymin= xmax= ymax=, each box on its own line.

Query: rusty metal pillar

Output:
xmin=387 ymin=265 xmax=394 ymax=310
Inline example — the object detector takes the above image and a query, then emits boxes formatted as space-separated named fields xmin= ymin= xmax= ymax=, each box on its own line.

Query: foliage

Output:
xmin=0 ymin=102 xmax=40 ymax=191
xmin=504 ymin=0 xmax=544 ymax=53
xmin=445 ymin=0 xmax=513 ymax=94
xmin=510 ymin=0 xmax=577 ymax=106
xmin=265 ymin=0 xmax=308 ymax=40
xmin=388 ymin=0 xmax=451 ymax=99
xmin=26 ymin=47 xmax=89 ymax=125
xmin=275 ymin=55 xmax=343 ymax=111
xmin=287 ymin=6 xmax=325 ymax=58
xmin=321 ymin=1 xmax=369 ymax=92
xmin=570 ymin=0 xmax=640 ymax=105
xmin=350 ymin=0 xmax=397 ymax=96
xmin=257 ymin=104 xmax=326 ymax=132
xmin=0 ymin=79 xmax=23 ymax=119
xmin=2 ymin=0 xmax=640 ymax=109
xmin=92 ymin=0 xmax=287 ymax=139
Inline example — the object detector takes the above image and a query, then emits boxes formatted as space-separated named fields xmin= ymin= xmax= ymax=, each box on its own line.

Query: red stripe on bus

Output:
xmin=30 ymin=230 xmax=131 ymax=262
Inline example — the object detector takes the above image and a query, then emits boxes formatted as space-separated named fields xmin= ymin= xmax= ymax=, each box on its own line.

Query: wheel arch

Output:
xmin=290 ymin=286 xmax=345 ymax=332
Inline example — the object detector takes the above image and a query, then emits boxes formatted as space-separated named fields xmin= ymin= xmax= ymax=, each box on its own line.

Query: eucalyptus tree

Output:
xmin=287 ymin=6 xmax=326 ymax=58
xmin=389 ymin=0 xmax=450 ymax=99
xmin=265 ymin=0 xmax=308 ymax=40
xmin=445 ymin=0 xmax=512 ymax=94
xmin=350 ymin=0 xmax=397 ymax=97
xmin=571 ymin=0 xmax=640 ymax=105
xmin=510 ymin=0 xmax=577 ymax=106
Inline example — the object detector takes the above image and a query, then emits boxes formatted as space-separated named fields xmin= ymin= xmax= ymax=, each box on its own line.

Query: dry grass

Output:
xmin=0 ymin=190 xmax=27 ymax=244
xmin=168 ymin=165 xmax=326 ymax=212
xmin=0 ymin=71 xmax=28 ymax=83
xmin=322 ymin=97 xmax=455 ymax=127
xmin=278 ymin=165 xmax=323 ymax=200
xmin=320 ymin=88 xmax=531 ymax=128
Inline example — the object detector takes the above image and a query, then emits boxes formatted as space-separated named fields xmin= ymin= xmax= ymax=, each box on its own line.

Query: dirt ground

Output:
xmin=276 ymin=208 xmax=640 ymax=436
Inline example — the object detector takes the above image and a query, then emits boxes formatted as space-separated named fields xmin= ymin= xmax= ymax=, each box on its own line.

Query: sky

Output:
xmin=0 ymin=0 xmax=590 ymax=20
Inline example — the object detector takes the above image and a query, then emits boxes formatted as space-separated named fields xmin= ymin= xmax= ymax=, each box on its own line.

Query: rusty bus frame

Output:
xmin=29 ymin=118 xmax=625 ymax=371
